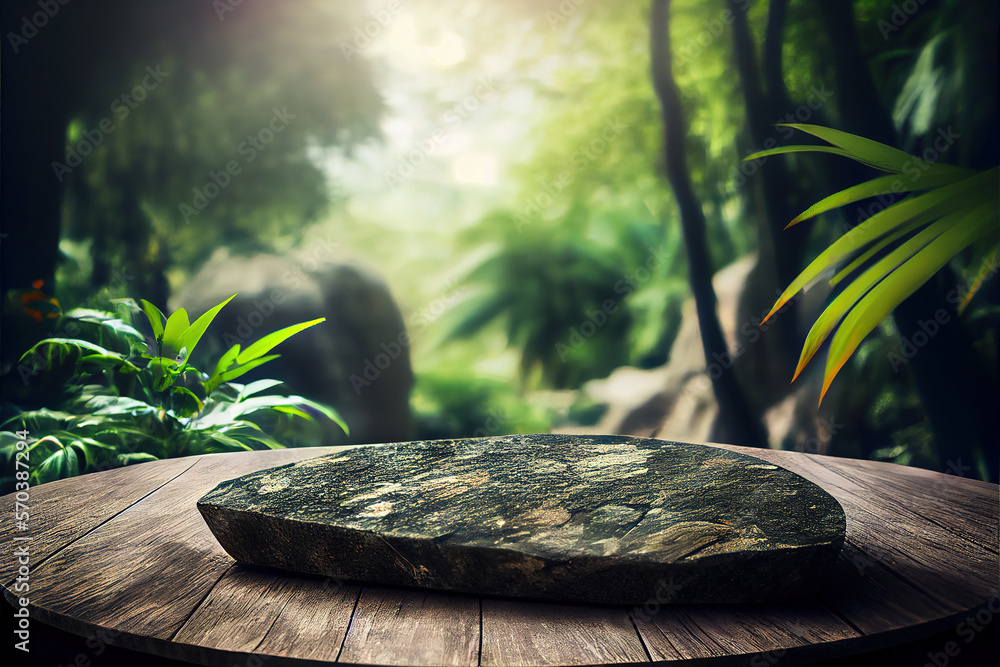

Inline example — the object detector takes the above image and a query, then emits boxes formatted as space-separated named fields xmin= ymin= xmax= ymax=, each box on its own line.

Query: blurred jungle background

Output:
xmin=1 ymin=0 xmax=997 ymax=490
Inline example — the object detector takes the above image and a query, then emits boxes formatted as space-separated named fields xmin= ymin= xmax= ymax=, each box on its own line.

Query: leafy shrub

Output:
xmin=411 ymin=366 xmax=551 ymax=441
xmin=0 ymin=296 xmax=345 ymax=487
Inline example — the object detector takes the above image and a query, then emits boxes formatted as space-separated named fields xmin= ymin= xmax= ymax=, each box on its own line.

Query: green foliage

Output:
xmin=411 ymin=365 xmax=551 ymax=441
xmin=421 ymin=0 xmax=761 ymax=393
xmin=0 ymin=297 xmax=345 ymax=487
xmin=747 ymin=124 xmax=999 ymax=402
xmin=442 ymin=209 xmax=662 ymax=389
xmin=59 ymin=1 xmax=384 ymax=300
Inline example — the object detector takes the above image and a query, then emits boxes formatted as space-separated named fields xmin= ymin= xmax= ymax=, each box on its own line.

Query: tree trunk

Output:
xmin=728 ymin=0 xmax=807 ymax=290
xmin=650 ymin=0 xmax=767 ymax=447
xmin=762 ymin=0 xmax=792 ymax=115
xmin=725 ymin=0 xmax=809 ymax=381
xmin=0 ymin=0 xmax=76 ymax=366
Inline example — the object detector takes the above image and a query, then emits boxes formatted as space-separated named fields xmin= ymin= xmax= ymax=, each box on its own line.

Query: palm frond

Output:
xmin=746 ymin=125 xmax=999 ymax=402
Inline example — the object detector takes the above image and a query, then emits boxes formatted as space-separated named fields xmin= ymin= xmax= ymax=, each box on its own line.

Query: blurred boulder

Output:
xmin=170 ymin=245 xmax=413 ymax=445
xmin=556 ymin=254 xmax=844 ymax=452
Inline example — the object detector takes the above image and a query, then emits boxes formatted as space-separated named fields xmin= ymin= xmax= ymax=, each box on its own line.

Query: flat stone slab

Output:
xmin=197 ymin=435 xmax=845 ymax=604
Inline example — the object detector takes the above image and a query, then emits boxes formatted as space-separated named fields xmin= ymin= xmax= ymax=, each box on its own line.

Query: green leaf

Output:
xmin=86 ymin=395 xmax=159 ymax=415
xmin=97 ymin=318 xmax=147 ymax=347
xmin=821 ymin=206 xmax=995 ymax=402
xmin=218 ymin=394 xmax=313 ymax=417
xmin=744 ymin=145 xmax=860 ymax=164
xmin=211 ymin=421 xmax=286 ymax=449
xmin=792 ymin=211 xmax=966 ymax=381
xmin=64 ymin=445 xmax=80 ymax=476
xmin=78 ymin=353 xmax=142 ymax=373
xmin=207 ymin=431 xmax=255 ymax=451
xmin=161 ymin=307 xmax=191 ymax=355
xmin=116 ymin=452 xmax=160 ymax=466
xmin=214 ymin=354 xmax=281 ymax=386
xmin=37 ymin=446 xmax=68 ymax=483
xmin=829 ymin=216 xmax=927 ymax=287
xmin=273 ymin=397 xmax=348 ymax=435
xmin=208 ymin=344 xmax=242 ymax=389
xmin=764 ymin=169 xmax=995 ymax=321
xmin=786 ymin=171 xmax=969 ymax=228
xmin=148 ymin=356 xmax=184 ymax=391
xmin=240 ymin=379 xmax=285 ymax=398
xmin=175 ymin=294 xmax=236 ymax=364
xmin=140 ymin=299 xmax=166 ymax=342
xmin=209 ymin=380 xmax=241 ymax=402
xmin=234 ymin=432 xmax=287 ymax=449
xmin=170 ymin=385 xmax=206 ymax=414
xmin=271 ymin=404 xmax=313 ymax=420
xmin=215 ymin=419 xmax=268 ymax=435
xmin=21 ymin=338 xmax=117 ymax=364
xmin=236 ymin=318 xmax=325 ymax=365
xmin=776 ymin=124 xmax=968 ymax=176
xmin=191 ymin=392 xmax=347 ymax=435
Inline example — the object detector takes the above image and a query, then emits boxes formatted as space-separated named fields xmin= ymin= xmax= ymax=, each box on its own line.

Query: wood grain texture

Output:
xmin=709 ymin=444 xmax=999 ymax=638
xmin=7 ymin=448 xmax=332 ymax=641
xmin=339 ymin=587 xmax=480 ymax=666
xmin=830 ymin=456 xmax=998 ymax=553
xmin=254 ymin=572 xmax=362 ymax=662
xmin=0 ymin=455 xmax=197 ymax=585
xmin=635 ymin=600 xmax=860 ymax=662
xmin=742 ymin=448 xmax=995 ymax=595
xmin=481 ymin=599 xmax=649 ymax=666
xmin=173 ymin=564 xmax=361 ymax=661
xmin=0 ymin=441 xmax=996 ymax=666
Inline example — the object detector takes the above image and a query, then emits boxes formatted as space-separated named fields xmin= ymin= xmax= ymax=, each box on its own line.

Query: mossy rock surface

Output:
xmin=198 ymin=434 xmax=845 ymax=604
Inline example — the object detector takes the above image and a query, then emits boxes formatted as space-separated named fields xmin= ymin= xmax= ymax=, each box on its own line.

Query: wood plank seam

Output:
xmin=2 ymin=456 xmax=201 ymax=590
xmin=334 ymin=584 xmax=365 ymax=663
xmin=253 ymin=588 xmax=293 ymax=654
xmin=477 ymin=598 xmax=483 ymax=667
xmin=626 ymin=610 xmax=654 ymax=662
xmin=816 ymin=595 xmax=866 ymax=638
xmin=168 ymin=560 xmax=239 ymax=642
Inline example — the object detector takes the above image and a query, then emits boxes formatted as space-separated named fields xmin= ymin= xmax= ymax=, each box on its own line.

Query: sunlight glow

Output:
xmin=428 ymin=31 xmax=466 ymax=69
xmin=451 ymin=154 xmax=498 ymax=186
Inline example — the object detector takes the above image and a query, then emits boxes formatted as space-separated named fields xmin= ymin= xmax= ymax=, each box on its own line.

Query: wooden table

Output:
xmin=2 ymin=443 xmax=997 ymax=666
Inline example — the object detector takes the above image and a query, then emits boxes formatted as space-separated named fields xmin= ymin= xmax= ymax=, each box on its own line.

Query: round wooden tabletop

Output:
xmin=1 ymin=442 xmax=996 ymax=666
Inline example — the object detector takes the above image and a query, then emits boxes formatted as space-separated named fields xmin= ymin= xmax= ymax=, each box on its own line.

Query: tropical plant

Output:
xmin=747 ymin=123 xmax=999 ymax=402
xmin=0 ymin=296 xmax=345 ymax=486
xmin=441 ymin=211 xmax=639 ymax=390
xmin=411 ymin=363 xmax=552 ymax=441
